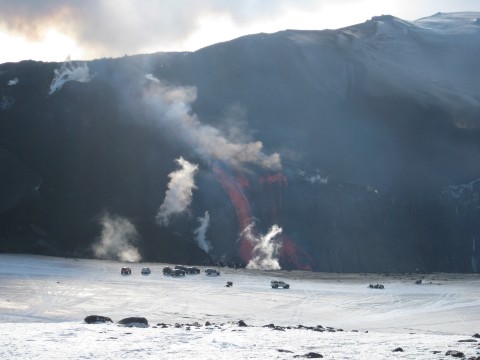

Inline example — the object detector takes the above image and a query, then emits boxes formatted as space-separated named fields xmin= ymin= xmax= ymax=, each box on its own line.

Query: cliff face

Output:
xmin=1 ymin=12 xmax=479 ymax=272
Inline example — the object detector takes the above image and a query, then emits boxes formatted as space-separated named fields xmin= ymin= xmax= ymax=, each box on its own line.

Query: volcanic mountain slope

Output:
xmin=0 ymin=12 xmax=479 ymax=272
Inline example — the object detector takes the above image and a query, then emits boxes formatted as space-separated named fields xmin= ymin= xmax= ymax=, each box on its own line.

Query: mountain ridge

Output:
xmin=0 ymin=12 xmax=479 ymax=272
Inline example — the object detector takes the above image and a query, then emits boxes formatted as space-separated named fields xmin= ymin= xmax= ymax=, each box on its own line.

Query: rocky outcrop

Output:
xmin=84 ymin=315 xmax=113 ymax=324
xmin=117 ymin=317 xmax=149 ymax=328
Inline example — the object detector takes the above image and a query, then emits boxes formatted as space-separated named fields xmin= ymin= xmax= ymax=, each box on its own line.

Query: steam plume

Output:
xmin=298 ymin=170 xmax=329 ymax=184
xmin=242 ymin=222 xmax=283 ymax=270
xmin=49 ymin=57 xmax=92 ymax=95
xmin=156 ymin=157 xmax=198 ymax=226
xmin=143 ymin=78 xmax=281 ymax=171
xmin=193 ymin=211 xmax=212 ymax=253
xmin=92 ymin=213 xmax=142 ymax=262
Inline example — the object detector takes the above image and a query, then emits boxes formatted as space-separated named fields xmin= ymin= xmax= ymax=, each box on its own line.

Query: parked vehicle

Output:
xmin=121 ymin=267 xmax=131 ymax=275
xmin=205 ymin=268 xmax=220 ymax=276
xmin=171 ymin=268 xmax=186 ymax=277
xmin=185 ymin=266 xmax=200 ymax=274
xmin=271 ymin=280 xmax=289 ymax=289
xmin=163 ymin=266 xmax=173 ymax=275
xmin=141 ymin=267 xmax=151 ymax=275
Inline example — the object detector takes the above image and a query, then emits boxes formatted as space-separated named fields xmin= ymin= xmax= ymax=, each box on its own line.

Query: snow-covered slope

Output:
xmin=286 ymin=12 xmax=480 ymax=124
xmin=0 ymin=255 xmax=479 ymax=359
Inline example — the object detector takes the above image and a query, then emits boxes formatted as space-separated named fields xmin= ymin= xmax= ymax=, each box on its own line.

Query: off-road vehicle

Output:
xmin=271 ymin=280 xmax=289 ymax=289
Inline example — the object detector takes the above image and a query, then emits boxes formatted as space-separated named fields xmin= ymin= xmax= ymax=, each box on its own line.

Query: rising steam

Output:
xmin=242 ymin=222 xmax=283 ymax=270
xmin=156 ymin=157 xmax=198 ymax=226
xmin=143 ymin=76 xmax=281 ymax=171
xmin=49 ymin=57 xmax=92 ymax=95
xmin=92 ymin=213 xmax=142 ymax=262
xmin=193 ymin=211 xmax=212 ymax=253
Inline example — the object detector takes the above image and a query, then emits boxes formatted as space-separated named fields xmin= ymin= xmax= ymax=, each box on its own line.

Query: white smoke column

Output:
xmin=156 ymin=157 xmax=198 ymax=226
xmin=143 ymin=75 xmax=281 ymax=170
xmin=92 ymin=213 xmax=142 ymax=262
xmin=49 ymin=57 xmax=92 ymax=95
xmin=243 ymin=222 xmax=283 ymax=270
xmin=193 ymin=211 xmax=212 ymax=253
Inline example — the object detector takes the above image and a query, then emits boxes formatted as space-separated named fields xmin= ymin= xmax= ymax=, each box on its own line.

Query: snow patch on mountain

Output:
xmin=286 ymin=12 xmax=480 ymax=125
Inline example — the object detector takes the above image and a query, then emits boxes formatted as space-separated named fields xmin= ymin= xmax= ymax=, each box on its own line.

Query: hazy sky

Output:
xmin=1 ymin=0 xmax=479 ymax=64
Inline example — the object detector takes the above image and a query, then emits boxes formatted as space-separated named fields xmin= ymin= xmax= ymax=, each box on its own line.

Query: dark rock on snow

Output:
xmin=237 ymin=320 xmax=248 ymax=327
xmin=294 ymin=352 xmax=323 ymax=358
xmin=392 ymin=347 xmax=404 ymax=352
xmin=445 ymin=350 xmax=465 ymax=358
xmin=84 ymin=315 xmax=113 ymax=324
xmin=117 ymin=317 xmax=149 ymax=328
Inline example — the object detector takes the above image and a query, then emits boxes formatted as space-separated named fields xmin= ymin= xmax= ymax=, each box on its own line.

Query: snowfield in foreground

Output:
xmin=0 ymin=254 xmax=479 ymax=359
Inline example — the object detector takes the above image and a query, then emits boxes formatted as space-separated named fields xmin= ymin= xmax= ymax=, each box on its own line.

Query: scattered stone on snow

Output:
xmin=117 ymin=317 xmax=149 ymax=328
xmin=445 ymin=350 xmax=465 ymax=358
xmin=294 ymin=352 xmax=323 ymax=358
xmin=84 ymin=315 xmax=113 ymax=324
xmin=277 ymin=349 xmax=294 ymax=353
xmin=238 ymin=320 xmax=248 ymax=327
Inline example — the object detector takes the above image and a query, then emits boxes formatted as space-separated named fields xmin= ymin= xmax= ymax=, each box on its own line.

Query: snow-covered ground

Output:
xmin=0 ymin=254 xmax=479 ymax=359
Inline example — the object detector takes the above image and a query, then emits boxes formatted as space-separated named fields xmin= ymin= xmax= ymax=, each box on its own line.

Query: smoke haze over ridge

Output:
xmin=142 ymin=76 xmax=281 ymax=170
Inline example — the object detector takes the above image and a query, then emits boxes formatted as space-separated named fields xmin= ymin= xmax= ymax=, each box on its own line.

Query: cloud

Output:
xmin=156 ymin=157 xmax=199 ymax=226
xmin=242 ymin=222 xmax=283 ymax=270
xmin=193 ymin=211 xmax=212 ymax=253
xmin=143 ymin=77 xmax=281 ymax=170
xmin=92 ymin=213 xmax=142 ymax=262
xmin=0 ymin=0 xmax=321 ymax=59
xmin=2 ymin=1 xmax=480 ymax=63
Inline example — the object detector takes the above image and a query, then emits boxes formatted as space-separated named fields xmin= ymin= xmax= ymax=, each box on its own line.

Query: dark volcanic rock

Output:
xmin=237 ymin=320 xmax=248 ymax=327
xmin=117 ymin=317 xmax=149 ymax=328
xmin=294 ymin=352 xmax=323 ymax=358
xmin=445 ymin=350 xmax=465 ymax=358
xmin=84 ymin=315 xmax=113 ymax=324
